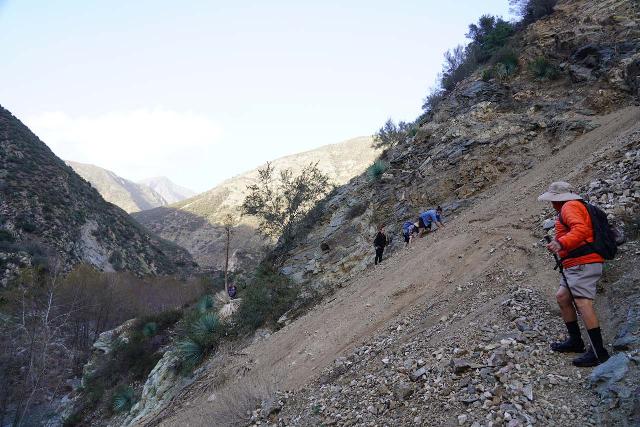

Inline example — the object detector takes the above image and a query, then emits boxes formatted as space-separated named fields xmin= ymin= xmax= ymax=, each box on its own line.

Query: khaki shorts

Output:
xmin=560 ymin=263 xmax=603 ymax=299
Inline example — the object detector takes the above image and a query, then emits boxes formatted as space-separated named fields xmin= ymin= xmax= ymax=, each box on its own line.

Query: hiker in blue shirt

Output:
xmin=417 ymin=206 xmax=445 ymax=235
xmin=402 ymin=221 xmax=419 ymax=247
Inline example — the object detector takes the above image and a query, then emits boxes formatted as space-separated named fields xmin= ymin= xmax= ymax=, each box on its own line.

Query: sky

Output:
xmin=0 ymin=0 xmax=513 ymax=193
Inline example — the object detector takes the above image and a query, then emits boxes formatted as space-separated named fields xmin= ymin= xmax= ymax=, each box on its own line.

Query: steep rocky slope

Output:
xmin=134 ymin=136 xmax=380 ymax=269
xmin=144 ymin=108 xmax=640 ymax=427
xmin=66 ymin=160 xmax=168 ymax=213
xmin=138 ymin=176 xmax=196 ymax=205
xmin=0 ymin=106 xmax=196 ymax=284
xmin=136 ymin=0 xmax=640 ymax=425
xmin=274 ymin=0 xmax=640 ymax=291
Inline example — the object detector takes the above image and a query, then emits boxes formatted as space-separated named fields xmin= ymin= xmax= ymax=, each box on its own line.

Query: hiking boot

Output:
xmin=572 ymin=348 xmax=610 ymax=367
xmin=550 ymin=337 xmax=585 ymax=353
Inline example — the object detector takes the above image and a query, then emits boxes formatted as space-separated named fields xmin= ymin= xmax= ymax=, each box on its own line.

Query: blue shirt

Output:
xmin=419 ymin=209 xmax=441 ymax=226
xmin=402 ymin=221 xmax=415 ymax=235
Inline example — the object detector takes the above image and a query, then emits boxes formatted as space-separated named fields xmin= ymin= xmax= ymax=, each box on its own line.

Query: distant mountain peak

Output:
xmin=138 ymin=176 xmax=196 ymax=205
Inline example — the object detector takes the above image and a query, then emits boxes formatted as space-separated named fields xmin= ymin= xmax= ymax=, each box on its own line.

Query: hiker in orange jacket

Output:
xmin=538 ymin=181 xmax=609 ymax=367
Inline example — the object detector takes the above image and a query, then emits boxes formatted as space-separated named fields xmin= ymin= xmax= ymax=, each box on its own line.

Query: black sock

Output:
xmin=587 ymin=327 xmax=608 ymax=356
xmin=566 ymin=321 xmax=582 ymax=340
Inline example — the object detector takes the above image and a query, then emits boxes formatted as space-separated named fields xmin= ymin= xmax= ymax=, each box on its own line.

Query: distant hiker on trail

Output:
xmin=373 ymin=225 xmax=388 ymax=265
xmin=228 ymin=283 xmax=237 ymax=299
xmin=538 ymin=181 xmax=613 ymax=367
xmin=402 ymin=221 xmax=419 ymax=247
xmin=417 ymin=206 xmax=445 ymax=235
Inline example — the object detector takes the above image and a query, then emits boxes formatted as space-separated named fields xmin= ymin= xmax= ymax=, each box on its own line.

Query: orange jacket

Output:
xmin=555 ymin=200 xmax=604 ymax=269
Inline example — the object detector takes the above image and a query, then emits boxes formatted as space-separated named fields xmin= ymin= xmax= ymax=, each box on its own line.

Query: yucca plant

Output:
xmin=142 ymin=321 xmax=158 ymax=338
xmin=197 ymin=294 xmax=214 ymax=313
xmin=367 ymin=160 xmax=388 ymax=181
xmin=177 ymin=337 xmax=204 ymax=367
xmin=529 ymin=56 xmax=559 ymax=80
xmin=192 ymin=313 xmax=219 ymax=338
xmin=112 ymin=386 xmax=135 ymax=413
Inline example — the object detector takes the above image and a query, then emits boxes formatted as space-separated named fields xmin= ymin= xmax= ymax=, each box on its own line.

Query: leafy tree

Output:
xmin=441 ymin=45 xmax=478 ymax=91
xmin=421 ymin=14 xmax=515 ymax=113
xmin=510 ymin=0 xmax=557 ymax=24
xmin=373 ymin=119 xmax=414 ymax=148
xmin=241 ymin=162 xmax=331 ymax=243
xmin=466 ymin=15 xmax=514 ymax=63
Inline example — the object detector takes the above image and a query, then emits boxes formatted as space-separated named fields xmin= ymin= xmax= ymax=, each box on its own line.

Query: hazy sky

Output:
xmin=0 ymin=0 xmax=512 ymax=192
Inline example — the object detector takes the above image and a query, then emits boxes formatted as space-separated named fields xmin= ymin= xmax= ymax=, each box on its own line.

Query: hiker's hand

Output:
xmin=546 ymin=239 xmax=562 ymax=254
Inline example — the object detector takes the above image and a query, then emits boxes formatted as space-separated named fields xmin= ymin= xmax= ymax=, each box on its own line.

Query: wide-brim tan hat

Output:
xmin=537 ymin=181 xmax=583 ymax=202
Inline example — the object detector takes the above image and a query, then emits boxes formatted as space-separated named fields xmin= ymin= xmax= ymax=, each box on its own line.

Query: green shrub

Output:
xmin=110 ymin=330 xmax=161 ymax=381
xmin=142 ymin=322 xmax=158 ymax=338
xmin=481 ymin=68 xmax=493 ymax=81
xmin=494 ymin=49 xmax=519 ymax=75
xmin=510 ymin=0 xmax=557 ymax=25
xmin=422 ymin=89 xmax=445 ymax=113
xmin=528 ymin=56 xmax=560 ymax=80
xmin=16 ymin=216 xmax=37 ymax=233
xmin=177 ymin=337 xmax=205 ymax=367
xmin=235 ymin=284 xmax=271 ymax=332
xmin=0 ymin=229 xmax=15 ymax=243
xmin=192 ymin=313 xmax=219 ymax=338
xmin=139 ymin=308 xmax=182 ymax=330
xmin=367 ymin=161 xmax=388 ymax=182
xmin=197 ymin=294 xmax=214 ymax=313
xmin=62 ymin=412 xmax=83 ymax=427
xmin=112 ymin=385 xmax=135 ymax=413
xmin=235 ymin=264 xmax=298 ymax=334
xmin=373 ymin=119 xmax=414 ymax=148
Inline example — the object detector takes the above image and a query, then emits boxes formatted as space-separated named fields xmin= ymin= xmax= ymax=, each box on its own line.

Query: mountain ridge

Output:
xmin=66 ymin=160 xmax=169 ymax=213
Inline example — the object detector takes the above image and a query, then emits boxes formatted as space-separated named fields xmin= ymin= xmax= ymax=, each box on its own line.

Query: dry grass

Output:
xmin=215 ymin=290 xmax=241 ymax=320
xmin=205 ymin=368 xmax=284 ymax=427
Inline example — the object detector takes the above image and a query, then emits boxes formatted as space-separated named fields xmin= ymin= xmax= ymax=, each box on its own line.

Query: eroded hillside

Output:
xmin=134 ymin=136 xmax=380 ymax=270
xmin=0 ymin=106 xmax=196 ymax=283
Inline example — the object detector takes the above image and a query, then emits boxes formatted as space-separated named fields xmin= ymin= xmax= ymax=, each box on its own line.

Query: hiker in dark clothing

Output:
xmin=228 ymin=283 xmax=237 ymax=299
xmin=373 ymin=225 xmax=388 ymax=265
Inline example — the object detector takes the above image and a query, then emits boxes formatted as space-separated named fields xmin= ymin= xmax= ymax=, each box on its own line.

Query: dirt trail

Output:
xmin=154 ymin=107 xmax=640 ymax=426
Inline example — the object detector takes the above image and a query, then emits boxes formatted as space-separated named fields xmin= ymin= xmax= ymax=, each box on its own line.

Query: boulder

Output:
xmin=589 ymin=353 xmax=630 ymax=397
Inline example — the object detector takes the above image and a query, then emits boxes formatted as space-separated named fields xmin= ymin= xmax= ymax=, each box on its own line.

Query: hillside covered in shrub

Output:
xmin=0 ymin=105 xmax=196 ymax=284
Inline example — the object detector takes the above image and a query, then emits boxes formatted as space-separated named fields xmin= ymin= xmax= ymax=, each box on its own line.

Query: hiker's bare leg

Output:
xmin=574 ymin=298 xmax=599 ymax=329
xmin=556 ymin=286 xmax=577 ymax=322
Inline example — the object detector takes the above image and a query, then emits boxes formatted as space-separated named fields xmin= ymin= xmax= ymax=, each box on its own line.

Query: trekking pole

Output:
xmin=543 ymin=234 xmax=599 ymax=361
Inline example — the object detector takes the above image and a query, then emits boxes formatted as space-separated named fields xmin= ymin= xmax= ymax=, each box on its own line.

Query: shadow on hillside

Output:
xmin=132 ymin=206 xmax=268 ymax=272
